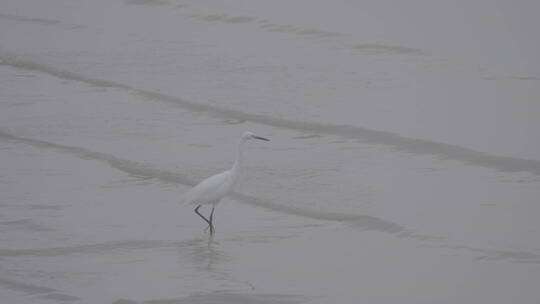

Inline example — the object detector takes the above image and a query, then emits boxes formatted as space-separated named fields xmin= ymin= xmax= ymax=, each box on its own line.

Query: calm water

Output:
xmin=1 ymin=0 xmax=539 ymax=303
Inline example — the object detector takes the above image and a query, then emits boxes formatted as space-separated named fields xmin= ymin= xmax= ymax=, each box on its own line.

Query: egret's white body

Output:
xmin=183 ymin=131 xmax=269 ymax=234
xmin=183 ymin=170 xmax=237 ymax=206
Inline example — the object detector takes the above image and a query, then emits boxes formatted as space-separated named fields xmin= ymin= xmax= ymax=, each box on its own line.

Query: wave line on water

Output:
xmin=2 ymin=56 xmax=540 ymax=175
xmin=0 ymin=13 xmax=84 ymax=29
xmin=1 ymin=129 xmax=539 ymax=264
xmin=0 ymin=240 xmax=179 ymax=257
xmin=0 ymin=277 xmax=80 ymax=301
xmin=0 ymin=128 xmax=409 ymax=235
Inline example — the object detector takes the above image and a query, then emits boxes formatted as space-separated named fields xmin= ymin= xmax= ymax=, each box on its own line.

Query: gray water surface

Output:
xmin=1 ymin=0 xmax=539 ymax=303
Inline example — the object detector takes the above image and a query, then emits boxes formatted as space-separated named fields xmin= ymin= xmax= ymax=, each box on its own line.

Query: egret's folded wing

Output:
xmin=181 ymin=171 xmax=231 ymax=205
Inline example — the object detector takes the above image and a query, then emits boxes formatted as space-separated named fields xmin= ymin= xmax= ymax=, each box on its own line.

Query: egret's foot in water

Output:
xmin=204 ymin=224 xmax=215 ymax=235
xmin=209 ymin=206 xmax=215 ymax=235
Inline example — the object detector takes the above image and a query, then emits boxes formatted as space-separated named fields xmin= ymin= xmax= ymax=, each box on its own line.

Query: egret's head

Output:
xmin=241 ymin=131 xmax=270 ymax=142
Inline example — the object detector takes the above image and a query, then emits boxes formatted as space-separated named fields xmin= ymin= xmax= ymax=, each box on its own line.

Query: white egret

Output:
xmin=183 ymin=131 xmax=270 ymax=235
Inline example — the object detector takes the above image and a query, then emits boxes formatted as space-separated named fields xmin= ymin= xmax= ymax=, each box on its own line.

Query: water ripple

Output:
xmin=1 ymin=57 xmax=539 ymax=175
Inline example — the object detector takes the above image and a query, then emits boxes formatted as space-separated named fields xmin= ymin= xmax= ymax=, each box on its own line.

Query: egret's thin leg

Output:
xmin=195 ymin=205 xmax=211 ymax=228
xmin=209 ymin=206 xmax=215 ymax=235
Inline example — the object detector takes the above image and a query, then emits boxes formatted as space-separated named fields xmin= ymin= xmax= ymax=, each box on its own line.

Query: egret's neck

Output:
xmin=231 ymin=137 xmax=247 ymax=179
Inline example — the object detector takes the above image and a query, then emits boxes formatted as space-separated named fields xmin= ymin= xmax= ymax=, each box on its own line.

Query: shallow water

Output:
xmin=1 ymin=0 xmax=540 ymax=303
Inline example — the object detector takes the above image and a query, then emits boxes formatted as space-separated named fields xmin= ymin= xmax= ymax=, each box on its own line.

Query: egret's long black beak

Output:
xmin=253 ymin=136 xmax=270 ymax=141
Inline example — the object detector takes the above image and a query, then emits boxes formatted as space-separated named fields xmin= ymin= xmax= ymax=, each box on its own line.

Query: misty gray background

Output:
xmin=1 ymin=0 xmax=539 ymax=303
